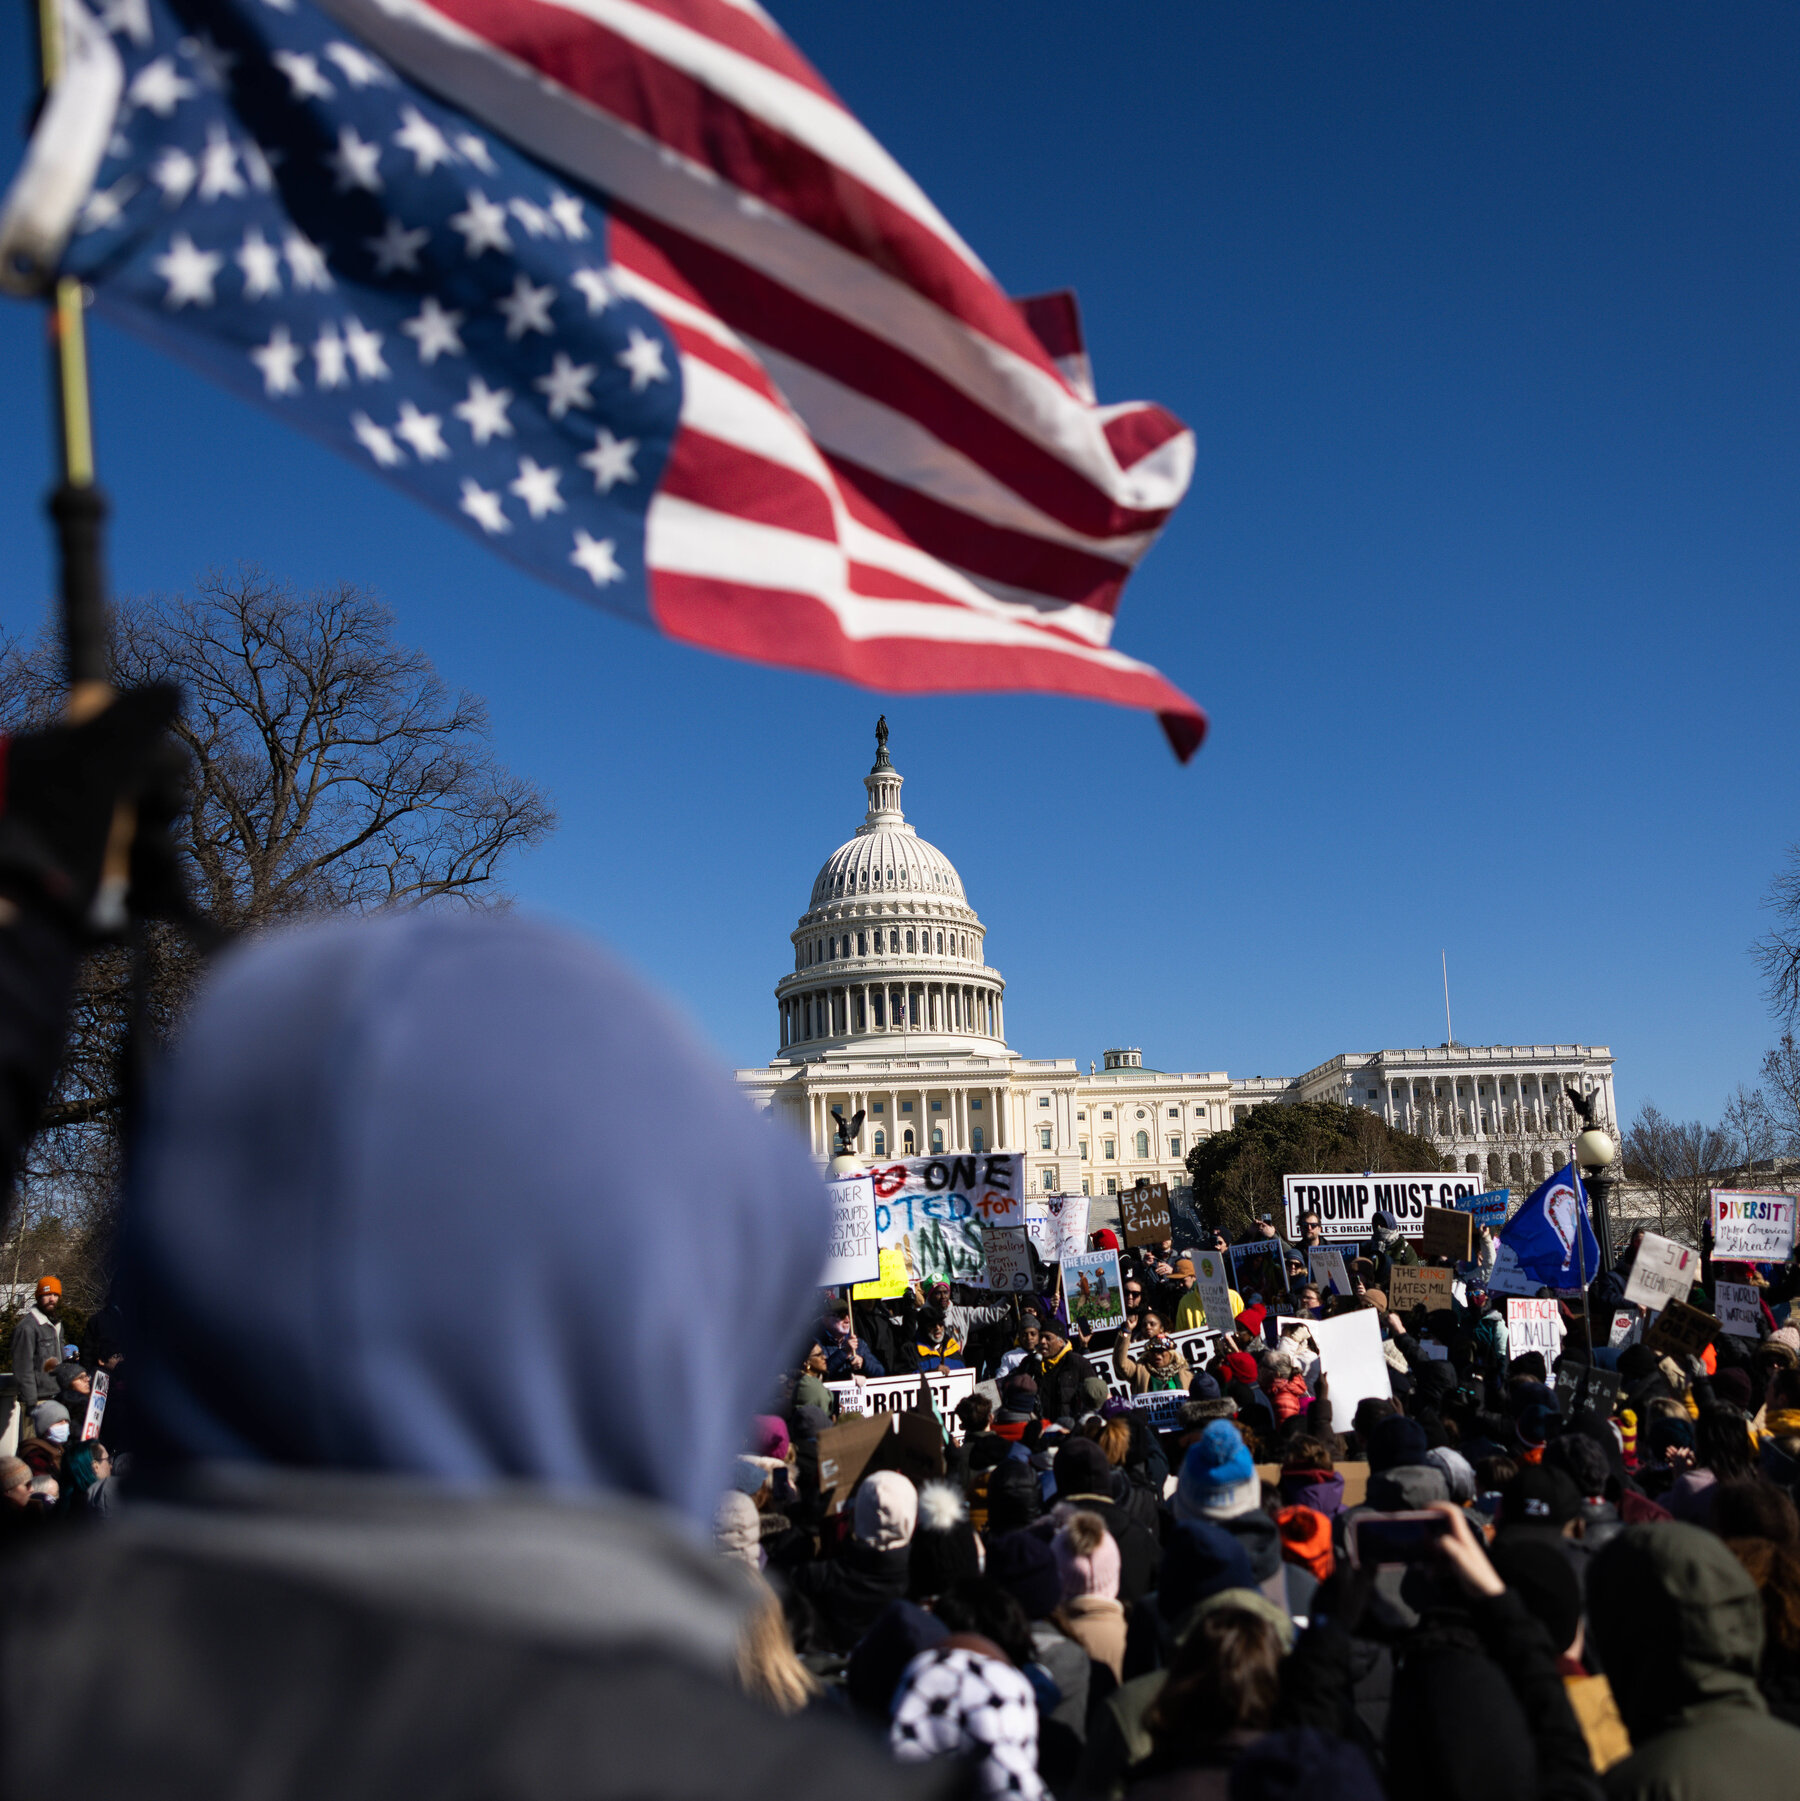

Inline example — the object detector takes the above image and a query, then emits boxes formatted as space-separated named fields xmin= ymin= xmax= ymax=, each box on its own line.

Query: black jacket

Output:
xmin=0 ymin=1470 xmax=956 ymax=1801
xmin=789 ymin=1535 xmax=914 ymax=1654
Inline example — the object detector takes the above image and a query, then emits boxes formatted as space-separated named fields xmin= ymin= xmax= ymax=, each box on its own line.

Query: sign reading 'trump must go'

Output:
xmin=1283 ymin=1173 xmax=1485 ymax=1243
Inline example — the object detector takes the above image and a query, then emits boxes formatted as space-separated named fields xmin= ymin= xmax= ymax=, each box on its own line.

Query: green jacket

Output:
xmin=792 ymin=1372 xmax=832 ymax=1414
xmin=1590 ymin=1521 xmax=1800 ymax=1800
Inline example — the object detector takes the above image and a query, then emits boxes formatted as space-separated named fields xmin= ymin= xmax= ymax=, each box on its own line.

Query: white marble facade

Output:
xmin=734 ymin=728 xmax=1616 ymax=1195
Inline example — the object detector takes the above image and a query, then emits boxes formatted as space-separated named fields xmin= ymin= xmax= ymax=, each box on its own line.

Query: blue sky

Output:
xmin=1 ymin=3 xmax=1794 ymax=1123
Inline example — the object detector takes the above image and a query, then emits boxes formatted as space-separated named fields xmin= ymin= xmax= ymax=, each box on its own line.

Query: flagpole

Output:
xmin=34 ymin=0 xmax=115 ymax=719
xmin=1573 ymin=1141 xmax=1596 ymax=1365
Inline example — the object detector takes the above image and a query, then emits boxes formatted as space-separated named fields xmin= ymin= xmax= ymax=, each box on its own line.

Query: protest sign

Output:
xmin=871 ymin=1153 xmax=1023 ymax=1288
xmin=1274 ymin=1316 xmax=1323 ymax=1384
xmin=1453 ymin=1188 xmax=1511 ymax=1230
xmin=820 ymin=1173 xmax=880 ymax=1287
xmin=853 ymin=1246 xmax=909 ymax=1300
xmin=1120 ymin=1181 xmax=1172 ymax=1249
xmin=1485 ymin=1240 xmax=1541 ymax=1298
xmin=1389 ymin=1265 xmax=1455 ymax=1315
xmin=1024 ymin=1193 xmax=1090 ymax=1265
xmin=1308 ymin=1245 xmax=1353 ymax=1297
xmin=1192 ymin=1249 xmax=1238 ymax=1333
xmin=827 ymin=1367 xmax=977 ymax=1429
xmin=1644 ymin=1298 xmax=1717 ymax=1359
xmin=1132 ymin=1390 xmax=1189 ymax=1430
xmin=1084 ymin=1325 xmax=1220 ymax=1403
xmin=814 ymin=1411 xmax=894 ymax=1513
xmin=1225 ymin=1239 xmax=1288 ymax=1302
xmin=981 ymin=1226 xmax=1033 ymax=1293
xmin=1507 ymin=1297 xmax=1564 ymax=1363
xmin=1556 ymin=1362 xmax=1622 ymax=1422
xmin=1609 ymin=1310 xmax=1641 ymax=1347
xmin=1420 ymin=1206 xmax=1473 ymax=1263
xmin=1711 ymin=1190 xmax=1797 ymax=1264
xmin=1283 ymin=1172 xmax=1485 ymax=1242
xmin=79 ymin=1370 xmax=108 ymax=1443
xmin=1623 ymin=1232 xmax=1700 ymax=1313
xmin=1064 ymin=1249 xmax=1126 ymax=1330
xmin=1310 ymin=1309 xmax=1393 ymax=1433
xmin=1715 ymin=1280 xmax=1764 ymax=1338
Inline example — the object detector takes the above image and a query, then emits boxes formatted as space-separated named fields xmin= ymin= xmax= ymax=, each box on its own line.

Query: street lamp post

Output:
xmin=1577 ymin=1126 xmax=1618 ymax=1271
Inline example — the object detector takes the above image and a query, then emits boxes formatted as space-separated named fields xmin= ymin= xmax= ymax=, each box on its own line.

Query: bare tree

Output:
xmin=1755 ymin=846 xmax=1800 ymax=1029
xmin=1760 ymin=1037 xmax=1800 ymax=1159
xmin=1 ymin=568 xmax=555 ymax=1315
xmin=1620 ymin=1103 xmax=1731 ymax=1244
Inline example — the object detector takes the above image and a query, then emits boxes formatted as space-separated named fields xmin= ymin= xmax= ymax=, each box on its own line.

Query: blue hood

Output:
xmin=125 ymin=912 xmax=828 ymax=1529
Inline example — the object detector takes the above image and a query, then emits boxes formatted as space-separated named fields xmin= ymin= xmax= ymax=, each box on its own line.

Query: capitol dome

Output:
xmin=775 ymin=721 xmax=1006 ymax=1058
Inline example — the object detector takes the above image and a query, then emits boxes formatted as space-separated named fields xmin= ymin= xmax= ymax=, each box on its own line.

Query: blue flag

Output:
xmin=1500 ymin=1163 xmax=1601 ymax=1290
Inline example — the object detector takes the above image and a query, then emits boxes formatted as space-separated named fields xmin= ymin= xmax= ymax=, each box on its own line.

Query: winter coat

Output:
xmin=790 ymin=1536 xmax=914 ymax=1653
xmin=10 ymin=1307 xmax=62 ymax=1409
xmin=1056 ymin=1595 xmax=1127 ymax=1685
xmin=1032 ymin=1619 xmax=1092 ymax=1738
xmin=1265 ymin=1375 xmax=1310 ymax=1422
xmin=1590 ymin=1521 xmax=1800 ymax=1800
xmin=1276 ymin=1468 xmax=1344 ymax=1518
xmin=1030 ymin=1343 xmax=1090 ymax=1423
xmin=1112 ymin=1337 xmax=1192 ymax=1395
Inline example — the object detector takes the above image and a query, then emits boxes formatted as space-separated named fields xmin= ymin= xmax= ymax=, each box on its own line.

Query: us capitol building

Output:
xmin=735 ymin=724 xmax=1617 ymax=1199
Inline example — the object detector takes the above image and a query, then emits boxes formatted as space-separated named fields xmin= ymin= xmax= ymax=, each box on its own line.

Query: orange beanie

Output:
xmin=35 ymin=1277 xmax=60 ymax=1299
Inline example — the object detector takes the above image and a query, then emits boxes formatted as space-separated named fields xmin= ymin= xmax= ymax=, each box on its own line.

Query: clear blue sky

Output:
xmin=2 ymin=3 xmax=1794 ymax=1124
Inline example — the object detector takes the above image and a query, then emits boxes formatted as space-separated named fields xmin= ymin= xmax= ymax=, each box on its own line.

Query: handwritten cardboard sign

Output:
xmin=1555 ymin=1362 xmax=1622 ymax=1422
xmin=1711 ymin=1190 xmax=1797 ymax=1264
xmin=1025 ymin=1194 xmax=1090 ymax=1264
xmin=1624 ymin=1232 xmax=1699 ymax=1313
xmin=853 ymin=1246 xmax=910 ymax=1300
xmin=982 ymin=1226 xmax=1033 ymax=1292
xmin=1643 ymin=1298 xmax=1717 ymax=1358
xmin=79 ymin=1370 xmax=107 ymax=1443
xmin=1453 ymin=1188 xmax=1511 ymax=1230
xmin=1714 ymin=1280 xmax=1764 ymax=1339
xmin=1121 ymin=1181 xmax=1173 ymax=1248
xmin=1419 ymin=1206 xmax=1473 ymax=1263
xmin=870 ymin=1153 xmax=1023 ymax=1288
xmin=1389 ymin=1265 xmax=1455 ymax=1315
xmin=1192 ymin=1249 xmax=1238 ymax=1333
xmin=1308 ymin=1246 xmax=1353 ymax=1297
xmin=820 ymin=1173 xmax=880 ymax=1287
xmin=1507 ymin=1297 xmax=1564 ymax=1362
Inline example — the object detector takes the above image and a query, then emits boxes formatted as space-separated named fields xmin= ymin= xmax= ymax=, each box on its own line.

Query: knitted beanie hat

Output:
xmin=1052 ymin=1509 xmax=1121 ymax=1601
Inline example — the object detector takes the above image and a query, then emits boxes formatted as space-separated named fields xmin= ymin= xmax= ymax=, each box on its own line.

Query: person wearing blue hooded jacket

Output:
xmin=0 ymin=711 xmax=958 ymax=1801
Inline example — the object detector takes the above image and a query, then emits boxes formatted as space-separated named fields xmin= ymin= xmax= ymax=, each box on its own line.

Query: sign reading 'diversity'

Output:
xmin=1283 ymin=1173 xmax=1485 ymax=1243
xmin=1711 ymin=1190 xmax=1798 ymax=1264
xmin=871 ymin=1153 xmax=1024 ymax=1288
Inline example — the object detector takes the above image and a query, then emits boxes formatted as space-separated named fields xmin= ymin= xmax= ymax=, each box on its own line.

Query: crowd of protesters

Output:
xmin=702 ymin=1210 xmax=1800 ymax=1799
xmin=1 ymin=691 xmax=1799 ymax=1800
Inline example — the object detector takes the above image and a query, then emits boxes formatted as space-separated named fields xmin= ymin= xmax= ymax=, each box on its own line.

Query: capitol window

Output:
xmin=932 ymin=1129 xmax=944 ymax=1152
xmin=871 ymin=1101 xmax=884 ymax=1113
xmin=1079 ymin=1141 xmax=1089 ymax=1159
xmin=1039 ymin=1127 xmax=1052 ymax=1150
xmin=937 ymin=932 xmax=945 ymax=953
xmin=1168 ymin=1107 xmax=1178 ymax=1118
xmin=970 ymin=1098 xmax=982 ymax=1110
xmin=901 ymin=1101 xmax=913 ymax=1113
xmin=1103 ymin=1138 xmax=1115 ymax=1159
xmin=1040 ymin=1167 xmax=1056 ymax=1191
xmin=904 ymin=1129 xmax=916 ymax=1152
xmin=873 ymin=1129 xmax=886 ymax=1155
xmin=1105 ymin=1178 xmax=1117 ymax=1194
xmin=931 ymin=1101 xmax=942 ymax=1112
xmin=1102 ymin=1110 xmax=1112 ymax=1120
xmin=972 ymin=1127 xmax=984 ymax=1150
xmin=1076 ymin=1110 xmax=1084 ymax=1121
xmin=1135 ymin=1131 xmax=1149 ymax=1157
xmin=1169 ymin=1136 xmax=1181 ymax=1157
xmin=906 ymin=930 xmax=915 ymax=952
xmin=858 ymin=931 xmax=867 ymax=955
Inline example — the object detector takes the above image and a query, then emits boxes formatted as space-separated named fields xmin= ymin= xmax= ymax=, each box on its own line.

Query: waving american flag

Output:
xmin=10 ymin=0 xmax=1205 ymax=757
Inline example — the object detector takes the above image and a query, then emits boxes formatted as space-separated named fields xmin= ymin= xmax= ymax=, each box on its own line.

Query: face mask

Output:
xmin=47 ymin=1423 xmax=70 ymax=1445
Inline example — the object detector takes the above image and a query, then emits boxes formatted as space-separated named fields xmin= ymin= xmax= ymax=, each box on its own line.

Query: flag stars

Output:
xmin=459 ymin=479 xmax=510 ymax=534
xmin=128 ymin=56 xmax=195 ymax=118
xmin=509 ymin=457 xmax=565 ymax=520
xmin=508 ymin=196 xmax=556 ymax=239
xmin=341 ymin=317 xmax=390 ymax=381
xmin=350 ymin=410 xmax=404 ymax=466
xmin=272 ymin=49 xmax=333 ymax=100
xmin=313 ymin=323 xmax=349 ymax=389
xmin=453 ymin=376 xmax=513 ymax=445
xmin=178 ymin=32 xmax=236 ymax=90
xmin=496 ymin=273 xmax=555 ymax=340
xmin=328 ymin=125 xmax=383 ymax=193
xmin=535 ymin=353 xmax=597 ymax=419
xmin=579 ymin=427 xmax=638 ymax=492
xmin=401 ymin=297 xmax=464 ymax=364
xmin=454 ymin=132 xmax=497 ymax=174
xmin=571 ymin=531 xmax=625 ymax=587
xmin=365 ymin=216 xmax=429 ymax=275
xmin=569 ymin=267 xmax=612 ymax=314
xmin=283 ymin=229 xmax=333 ymax=291
xmin=235 ymin=227 xmax=283 ymax=298
xmin=616 ymin=328 xmax=670 ymax=392
xmin=249 ymin=324 xmax=303 ymax=396
xmin=197 ymin=125 xmax=245 ymax=201
xmin=77 ymin=176 xmax=137 ymax=235
xmin=152 ymin=232 xmax=222 ymax=307
xmin=393 ymin=107 xmax=459 ymax=174
xmin=98 ymin=0 xmax=152 ymax=47
xmin=151 ymin=146 xmax=197 ymax=204
xmin=448 ymin=189 xmax=510 ymax=258
xmin=548 ymin=189 xmax=590 ymax=240
xmin=393 ymin=402 xmax=450 ymax=461
xmin=323 ymin=42 xmax=392 ymax=88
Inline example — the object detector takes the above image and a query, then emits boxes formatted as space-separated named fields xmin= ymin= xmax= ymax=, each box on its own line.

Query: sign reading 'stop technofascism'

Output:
xmin=1283 ymin=1173 xmax=1485 ymax=1243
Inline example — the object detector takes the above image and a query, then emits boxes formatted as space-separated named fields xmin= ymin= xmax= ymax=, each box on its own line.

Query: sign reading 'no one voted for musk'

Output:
xmin=1283 ymin=1174 xmax=1485 ymax=1242
xmin=871 ymin=1154 xmax=1023 ymax=1288
xmin=1711 ymin=1190 xmax=1798 ymax=1263
xmin=820 ymin=1174 xmax=879 ymax=1287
